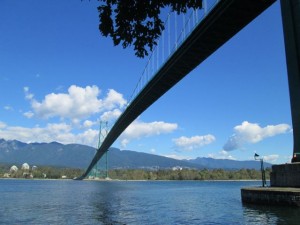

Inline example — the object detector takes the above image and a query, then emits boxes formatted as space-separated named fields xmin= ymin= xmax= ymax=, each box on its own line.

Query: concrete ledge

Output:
xmin=270 ymin=163 xmax=300 ymax=187
xmin=241 ymin=187 xmax=300 ymax=207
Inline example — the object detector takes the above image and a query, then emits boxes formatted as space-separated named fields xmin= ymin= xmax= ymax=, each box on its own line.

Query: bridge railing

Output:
xmin=94 ymin=0 xmax=220 ymax=160
xmin=127 ymin=0 xmax=220 ymax=105
xmin=82 ymin=0 xmax=276 ymax=179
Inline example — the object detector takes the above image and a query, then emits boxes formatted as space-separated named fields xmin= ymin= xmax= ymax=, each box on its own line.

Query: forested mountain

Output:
xmin=0 ymin=139 xmax=271 ymax=170
xmin=186 ymin=157 xmax=272 ymax=170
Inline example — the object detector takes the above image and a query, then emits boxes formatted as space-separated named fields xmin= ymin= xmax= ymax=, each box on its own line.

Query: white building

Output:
xmin=21 ymin=163 xmax=30 ymax=170
xmin=172 ymin=166 xmax=183 ymax=171
xmin=10 ymin=165 xmax=18 ymax=173
xmin=32 ymin=165 xmax=37 ymax=170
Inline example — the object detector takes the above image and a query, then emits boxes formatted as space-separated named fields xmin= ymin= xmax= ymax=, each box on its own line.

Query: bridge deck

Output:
xmin=79 ymin=0 xmax=276 ymax=179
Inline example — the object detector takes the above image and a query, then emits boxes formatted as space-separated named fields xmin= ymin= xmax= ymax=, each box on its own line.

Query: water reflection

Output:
xmin=90 ymin=182 xmax=129 ymax=225
xmin=242 ymin=203 xmax=300 ymax=225
xmin=2 ymin=180 xmax=300 ymax=224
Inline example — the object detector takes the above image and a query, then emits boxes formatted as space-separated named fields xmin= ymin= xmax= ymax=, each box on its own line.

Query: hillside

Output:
xmin=0 ymin=139 xmax=200 ymax=169
xmin=0 ymin=139 xmax=271 ymax=170
xmin=186 ymin=157 xmax=272 ymax=170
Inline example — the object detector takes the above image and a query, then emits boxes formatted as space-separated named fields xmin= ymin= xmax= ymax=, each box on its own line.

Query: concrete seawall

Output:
xmin=241 ymin=187 xmax=300 ymax=207
xmin=270 ymin=163 xmax=300 ymax=187
xmin=241 ymin=163 xmax=300 ymax=207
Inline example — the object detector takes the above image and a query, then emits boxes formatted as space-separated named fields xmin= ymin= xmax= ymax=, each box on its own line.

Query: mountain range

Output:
xmin=0 ymin=139 xmax=272 ymax=170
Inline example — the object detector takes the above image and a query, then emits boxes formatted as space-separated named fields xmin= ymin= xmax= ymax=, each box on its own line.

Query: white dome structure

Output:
xmin=10 ymin=165 xmax=18 ymax=173
xmin=21 ymin=163 xmax=30 ymax=170
xmin=32 ymin=165 xmax=37 ymax=170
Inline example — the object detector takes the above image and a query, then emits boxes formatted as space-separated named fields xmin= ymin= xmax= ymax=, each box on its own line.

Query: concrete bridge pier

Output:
xmin=269 ymin=0 xmax=300 ymax=188
xmin=241 ymin=0 xmax=300 ymax=207
xmin=281 ymin=0 xmax=300 ymax=163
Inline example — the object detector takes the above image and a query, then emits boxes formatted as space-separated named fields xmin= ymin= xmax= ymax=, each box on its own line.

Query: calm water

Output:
xmin=0 ymin=179 xmax=299 ymax=225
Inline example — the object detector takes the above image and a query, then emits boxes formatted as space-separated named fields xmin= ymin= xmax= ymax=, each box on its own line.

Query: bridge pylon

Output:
xmin=280 ymin=0 xmax=300 ymax=163
xmin=88 ymin=121 xmax=109 ymax=179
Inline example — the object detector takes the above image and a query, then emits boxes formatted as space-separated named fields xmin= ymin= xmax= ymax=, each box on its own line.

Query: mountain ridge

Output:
xmin=0 ymin=139 xmax=271 ymax=170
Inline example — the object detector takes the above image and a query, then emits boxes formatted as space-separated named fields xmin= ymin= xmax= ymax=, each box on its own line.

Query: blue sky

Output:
xmin=0 ymin=0 xmax=293 ymax=164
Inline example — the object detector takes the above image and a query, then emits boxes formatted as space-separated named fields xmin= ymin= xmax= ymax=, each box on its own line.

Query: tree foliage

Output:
xmin=97 ymin=0 xmax=203 ymax=57
xmin=1 ymin=164 xmax=84 ymax=179
xmin=108 ymin=168 xmax=271 ymax=181
xmin=1 ymin=164 xmax=271 ymax=181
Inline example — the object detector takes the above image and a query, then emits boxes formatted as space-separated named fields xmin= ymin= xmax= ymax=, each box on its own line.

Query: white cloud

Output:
xmin=100 ymin=109 xmax=122 ymax=122
xmin=0 ymin=121 xmax=7 ymax=129
xmin=120 ymin=120 xmax=178 ymax=148
xmin=0 ymin=122 xmax=98 ymax=147
xmin=23 ymin=111 xmax=34 ymax=118
xmin=0 ymin=119 xmax=177 ymax=148
xmin=4 ymin=106 xmax=13 ymax=111
xmin=30 ymin=85 xmax=101 ymax=119
xmin=173 ymin=134 xmax=216 ymax=151
xmin=76 ymin=129 xmax=99 ymax=147
xmin=24 ymin=85 xmax=127 ymax=122
xmin=120 ymin=139 xmax=130 ymax=148
xmin=102 ymin=89 xmax=127 ymax=110
xmin=24 ymin=86 xmax=34 ymax=100
xmin=223 ymin=121 xmax=291 ymax=151
xmin=83 ymin=120 xmax=95 ymax=128
xmin=150 ymin=148 xmax=156 ymax=153
xmin=283 ymin=155 xmax=292 ymax=163
xmin=263 ymin=154 xmax=279 ymax=163
xmin=163 ymin=154 xmax=192 ymax=160
xmin=208 ymin=150 xmax=236 ymax=160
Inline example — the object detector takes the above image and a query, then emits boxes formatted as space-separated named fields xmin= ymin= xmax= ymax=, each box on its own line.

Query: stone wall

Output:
xmin=241 ymin=187 xmax=300 ymax=206
xmin=270 ymin=163 xmax=300 ymax=187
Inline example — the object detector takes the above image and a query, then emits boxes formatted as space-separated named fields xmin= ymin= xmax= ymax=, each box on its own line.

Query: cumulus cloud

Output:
xmin=163 ymin=154 xmax=192 ymax=160
xmin=150 ymin=148 xmax=156 ymax=153
xmin=263 ymin=154 xmax=279 ymax=163
xmin=0 ymin=122 xmax=99 ymax=147
xmin=173 ymin=134 xmax=216 ymax=151
xmin=102 ymin=89 xmax=127 ymax=110
xmin=83 ymin=120 xmax=95 ymax=128
xmin=24 ymin=86 xmax=34 ymax=100
xmin=76 ymin=129 xmax=99 ymax=147
xmin=208 ymin=150 xmax=236 ymax=160
xmin=2 ymin=85 xmax=180 ymax=148
xmin=100 ymin=109 xmax=122 ymax=122
xmin=4 ymin=106 xmax=13 ymax=111
xmin=0 ymin=119 xmax=177 ymax=148
xmin=120 ymin=120 xmax=178 ymax=148
xmin=30 ymin=85 xmax=101 ymax=119
xmin=0 ymin=121 xmax=6 ymax=129
xmin=23 ymin=111 xmax=34 ymax=118
xmin=24 ymin=85 xmax=127 ymax=122
xmin=223 ymin=121 xmax=291 ymax=151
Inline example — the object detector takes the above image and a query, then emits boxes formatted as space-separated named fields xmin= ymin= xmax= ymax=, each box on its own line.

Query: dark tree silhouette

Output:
xmin=97 ymin=0 xmax=203 ymax=58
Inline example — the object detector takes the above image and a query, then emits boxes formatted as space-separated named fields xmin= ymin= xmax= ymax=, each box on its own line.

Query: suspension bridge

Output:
xmin=77 ymin=0 xmax=277 ymax=180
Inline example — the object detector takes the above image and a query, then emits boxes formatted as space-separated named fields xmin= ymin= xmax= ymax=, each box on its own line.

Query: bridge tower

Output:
xmin=89 ymin=121 xmax=109 ymax=179
xmin=280 ymin=0 xmax=300 ymax=163
xmin=268 ymin=0 xmax=300 ymax=188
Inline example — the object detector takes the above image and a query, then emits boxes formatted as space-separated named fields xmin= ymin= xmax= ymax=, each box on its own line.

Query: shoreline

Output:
xmin=0 ymin=177 xmax=267 ymax=182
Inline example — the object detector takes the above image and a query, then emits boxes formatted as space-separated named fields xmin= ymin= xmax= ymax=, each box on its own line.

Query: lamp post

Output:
xmin=254 ymin=153 xmax=266 ymax=187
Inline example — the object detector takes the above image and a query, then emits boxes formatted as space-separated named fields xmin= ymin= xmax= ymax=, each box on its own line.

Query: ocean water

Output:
xmin=0 ymin=179 xmax=299 ymax=225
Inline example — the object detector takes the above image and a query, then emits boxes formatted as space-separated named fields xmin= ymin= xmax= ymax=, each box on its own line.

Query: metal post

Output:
xmin=260 ymin=159 xmax=266 ymax=187
xmin=203 ymin=0 xmax=207 ymax=14
xmin=255 ymin=153 xmax=266 ymax=187
xmin=175 ymin=12 xmax=177 ymax=49
xmin=104 ymin=122 xmax=109 ymax=179
xmin=105 ymin=151 xmax=108 ymax=179
xmin=168 ymin=13 xmax=171 ymax=55
xmin=280 ymin=0 xmax=300 ymax=162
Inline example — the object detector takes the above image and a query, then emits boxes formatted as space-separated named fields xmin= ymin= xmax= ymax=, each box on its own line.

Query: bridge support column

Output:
xmin=280 ymin=0 xmax=300 ymax=162
xmin=242 ymin=0 xmax=300 ymax=206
